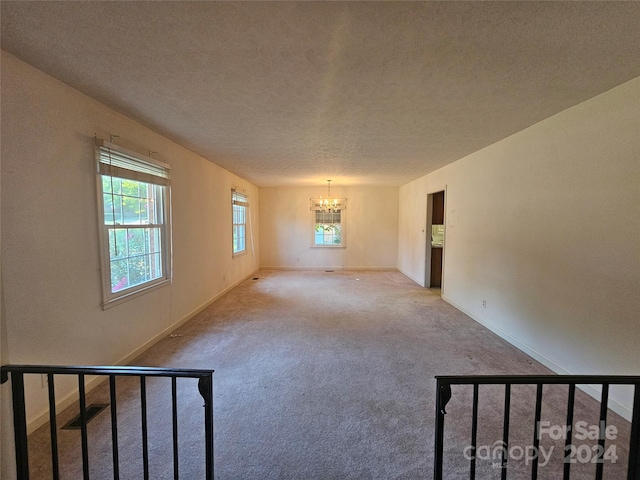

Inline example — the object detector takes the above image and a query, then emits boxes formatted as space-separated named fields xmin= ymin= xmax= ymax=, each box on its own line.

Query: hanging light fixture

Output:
xmin=310 ymin=180 xmax=347 ymax=212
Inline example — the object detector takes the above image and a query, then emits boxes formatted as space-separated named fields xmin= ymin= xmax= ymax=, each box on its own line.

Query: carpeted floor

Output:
xmin=25 ymin=270 xmax=631 ymax=479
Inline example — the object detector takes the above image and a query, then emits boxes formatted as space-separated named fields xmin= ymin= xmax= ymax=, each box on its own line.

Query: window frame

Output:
xmin=232 ymin=190 xmax=248 ymax=258
xmin=95 ymin=139 xmax=173 ymax=309
xmin=312 ymin=209 xmax=345 ymax=248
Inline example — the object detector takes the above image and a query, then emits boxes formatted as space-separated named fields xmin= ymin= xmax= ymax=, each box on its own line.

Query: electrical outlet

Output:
xmin=223 ymin=275 xmax=226 ymax=282
xmin=482 ymin=299 xmax=487 ymax=308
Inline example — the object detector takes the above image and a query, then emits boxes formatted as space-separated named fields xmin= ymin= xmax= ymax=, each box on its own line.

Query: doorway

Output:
xmin=426 ymin=189 xmax=445 ymax=294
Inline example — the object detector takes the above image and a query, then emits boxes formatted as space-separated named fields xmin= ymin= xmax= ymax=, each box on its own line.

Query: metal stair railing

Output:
xmin=1 ymin=364 xmax=214 ymax=480
xmin=434 ymin=375 xmax=640 ymax=480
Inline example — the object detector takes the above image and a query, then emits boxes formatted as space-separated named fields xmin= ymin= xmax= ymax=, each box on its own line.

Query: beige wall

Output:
xmin=0 ymin=52 xmax=259 ymax=442
xmin=259 ymin=186 xmax=398 ymax=270
xmin=0 ymin=131 xmax=15 ymax=480
xmin=399 ymin=78 xmax=640 ymax=419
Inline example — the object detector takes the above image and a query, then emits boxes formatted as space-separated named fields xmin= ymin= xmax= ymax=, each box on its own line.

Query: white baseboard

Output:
xmin=117 ymin=268 xmax=259 ymax=366
xmin=397 ymin=267 xmax=425 ymax=287
xmin=260 ymin=266 xmax=397 ymax=271
xmin=442 ymin=295 xmax=633 ymax=422
xmin=26 ymin=269 xmax=258 ymax=434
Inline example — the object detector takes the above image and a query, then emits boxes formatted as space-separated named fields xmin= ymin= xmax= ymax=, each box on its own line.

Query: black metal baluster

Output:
xmin=172 ymin=377 xmax=179 ymax=480
xmin=199 ymin=374 xmax=215 ymax=480
xmin=531 ymin=384 xmax=543 ymax=480
xmin=470 ymin=384 xmax=479 ymax=480
xmin=47 ymin=373 xmax=60 ymax=480
xmin=8 ymin=371 xmax=29 ymax=480
xmin=595 ymin=384 xmax=609 ymax=480
xmin=563 ymin=383 xmax=575 ymax=480
xmin=434 ymin=379 xmax=451 ymax=480
xmin=109 ymin=375 xmax=120 ymax=480
xmin=78 ymin=374 xmax=90 ymax=480
xmin=628 ymin=383 xmax=640 ymax=480
xmin=502 ymin=383 xmax=511 ymax=480
xmin=140 ymin=376 xmax=149 ymax=480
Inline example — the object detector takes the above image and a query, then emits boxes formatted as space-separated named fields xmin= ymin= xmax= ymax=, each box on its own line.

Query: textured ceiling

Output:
xmin=2 ymin=1 xmax=639 ymax=187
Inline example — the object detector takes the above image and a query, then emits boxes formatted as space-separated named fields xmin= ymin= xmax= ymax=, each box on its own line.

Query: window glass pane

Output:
xmin=127 ymin=229 xmax=146 ymax=255
xmin=233 ymin=228 xmax=239 ymax=252
xmin=149 ymin=187 xmax=160 ymax=224
xmin=236 ymin=223 xmax=246 ymax=253
xmin=148 ymin=227 xmax=162 ymax=254
xmin=103 ymin=178 xmax=158 ymax=226
xmin=111 ymin=194 xmax=123 ymax=224
xmin=102 ymin=177 xmax=112 ymax=194
xmin=111 ymin=259 xmax=129 ymax=292
xmin=144 ymin=254 xmax=152 ymax=280
xmin=234 ymin=205 xmax=245 ymax=224
xmin=127 ymin=255 xmax=148 ymax=287
xmin=122 ymin=196 xmax=141 ymax=224
xmin=314 ymin=223 xmax=342 ymax=246
xmin=110 ymin=229 xmax=128 ymax=260
xmin=111 ymin=177 xmax=122 ymax=195
xmin=103 ymin=193 xmax=115 ymax=225
xmin=121 ymin=179 xmax=139 ymax=196
xmin=150 ymin=252 xmax=163 ymax=278
xmin=140 ymin=198 xmax=150 ymax=224
xmin=108 ymin=230 xmax=117 ymax=258
xmin=110 ymin=251 xmax=163 ymax=293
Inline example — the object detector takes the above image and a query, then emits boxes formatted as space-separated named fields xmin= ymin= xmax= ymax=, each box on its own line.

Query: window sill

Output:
xmin=233 ymin=250 xmax=247 ymax=259
xmin=101 ymin=278 xmax=172 ymax=310
xmin=311 ymin=245 xmax=345 ymax=249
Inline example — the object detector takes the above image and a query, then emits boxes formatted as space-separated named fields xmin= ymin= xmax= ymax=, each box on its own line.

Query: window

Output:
xmin=232 ymin=190 xmax=248 ymax=256
xmin=96 ymin=140 xmax=172 ymax=307
xmin=313 ymin=210 xmax=343 ymax=247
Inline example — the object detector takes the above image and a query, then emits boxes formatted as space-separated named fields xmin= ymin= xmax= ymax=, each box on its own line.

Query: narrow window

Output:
xmin=96 ymin=139 xmax=172 ymax=308
xmin=232 ymin=190 xmax=248 ymax=257
xmin=313 ymin=210 xmax=343 ymax=247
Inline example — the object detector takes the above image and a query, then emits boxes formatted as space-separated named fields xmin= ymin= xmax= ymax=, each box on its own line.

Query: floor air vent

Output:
xmin=62 ymin=404 xmax=108 ymax=430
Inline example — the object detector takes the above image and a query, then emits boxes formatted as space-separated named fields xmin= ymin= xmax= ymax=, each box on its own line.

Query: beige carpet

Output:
xmin=25 ymin=270 xmax=631 ymax=479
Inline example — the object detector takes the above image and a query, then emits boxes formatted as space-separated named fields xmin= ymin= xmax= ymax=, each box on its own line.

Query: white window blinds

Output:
xmin=315 ymin=211 xmax=341 ymax=224
xmin=232 ymin=190 xmax=249 ymax=207
xmin=96 ymin=139 xmax=171 ymax=186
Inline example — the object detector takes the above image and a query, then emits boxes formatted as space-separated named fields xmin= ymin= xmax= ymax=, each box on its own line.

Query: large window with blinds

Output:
xmin=232 ymin=190 xmax=248 ymax=256
xmin=96 ymin=139 xmax=172 ymax=307
xmin=313 ymin=210 xmax=343 ymax=247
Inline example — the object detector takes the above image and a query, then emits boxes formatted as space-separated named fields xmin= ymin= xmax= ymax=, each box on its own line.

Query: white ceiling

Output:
xmin=2 ymin=1 xmax=639 ymax=187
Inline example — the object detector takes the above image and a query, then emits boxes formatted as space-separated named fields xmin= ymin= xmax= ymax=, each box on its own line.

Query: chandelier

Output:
xmin=310 ymin=180 xmax=347 ymax=212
